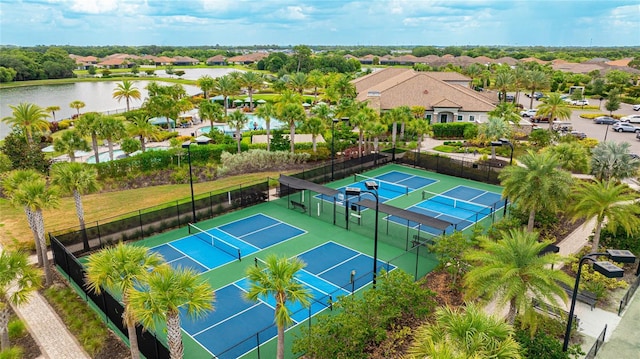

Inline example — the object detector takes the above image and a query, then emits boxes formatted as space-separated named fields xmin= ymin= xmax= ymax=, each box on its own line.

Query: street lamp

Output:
xmin=345 ymin=181 xmax=380 ymax=288
xmin=182 ymin=141 xmax=197 ymax=223
xmin=562 ymin=249 xmax=636 ymax=351
xmin=491 ymin=138 xmax=514 ymax=216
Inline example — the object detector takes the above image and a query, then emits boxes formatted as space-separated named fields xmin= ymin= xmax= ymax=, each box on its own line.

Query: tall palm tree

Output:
xmin=45 ymin=105 xmax=61 ymax=122
xmin=307 ymin=69 xmax=325 ymax=103
xmin=254 ymin=102 xmax=276 ymax=151
xmin=112 ymin=80 xmax=141 ymax=112
xmin=407 ymin=303 xmax=521 ymax=359
xmin=478 ymin=117 xmax=512 ymax=161
xmin=494 ymin=70 xmax=515 ymax=103
xmin=245 ymin=255 xmax=312 ymax=359
xmin=464 ymin=63 xmax=483 ymax=89
xmin=499 ymin=150 xmax=572 ymax=232
xmin=537 ymin=93 xmax=572 ymax=130
xmin=0 ymin=250 xmax=41 ymax=350
xmin=488 ymin=102 xmax=521 ymax=125
xmin=86 ymin=243 xmax=164 ymax=359
xmin=351 ymin=107 xmax=378 ymax=157
xmin=10 ymin=178 xmax=59 ymax=286
xmin=287 ymin=72 xmax=309 ymax=95
xmin=127 ymin=114 xmax=159 ymax=152
xmin=545 ymin=142 xmax=590 ymax=173
xmin=50 ymin=162 xmax=100 ymax=251
xmin=2 ymin=170 xmax=46 ymax=267
xmin=213 ymin=75 xmax=240 ymax=116
xmin=75 ymin=112 xmax=104 ymax=164
xmin=1 ymin=103 xmax=50 ymax=145
xmin=278 ymin=102 xmax=307 ymax=153
xmin=569 ymin=180 xmax=640 ymax=253
xmin=524 ymin=70 xmax=550 ymax=109
xmin=226 ymin=111 xmax=249 ymax=153
xmin=383 ymin=106 xmax=412 ymax=154
xmin=302 ymin=117 xmax=324 ymax=152
xmin=69 ymin=100 xmax=86 ymax=117
xmin=53 ymin=129 xmax=90 ymax=162
xmin=196 ymin=75 xmax=215 ymax=100
xmin=238 ymin=71 xmax=264 ymax=111
xmin=590 ymin=141 xmax=640 ymax=181
xmin=464 ymin=229 xmax=571 ymax=326
xmin=409 ymin=117 xmax=431 ymax=156
xmin=330 ymin=74 xmax=356 ymax=99
xmin=198 ymin=101 xmax=224 ymax=132
xmin=101 ymin=116 xmax=127 ymax=161
xmin=129 ymin=264 xmax=214 ymax=359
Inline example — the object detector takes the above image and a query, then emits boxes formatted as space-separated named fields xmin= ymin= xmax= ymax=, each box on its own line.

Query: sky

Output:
xmin=0 ymin=0 xmax=639 ymax=47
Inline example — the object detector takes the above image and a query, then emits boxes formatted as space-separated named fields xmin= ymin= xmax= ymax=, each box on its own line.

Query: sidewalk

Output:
xmin=2 ymin=245 xmax=89 ymax=359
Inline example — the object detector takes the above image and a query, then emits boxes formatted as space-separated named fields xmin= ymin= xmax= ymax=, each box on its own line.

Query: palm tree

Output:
xmin=113 ymin=80 xmax=141 ymax=112
xmin=407 ymin=303 xmax=521 ymax=359
xmin=307 ymin=69 xmax=325 ymax=103
xmin=409 ymin=117 xmax=430 ymax=156
xmin=198 ymin=101 xmax=224 ymax=132
xmin=302 ymin=117 xmax=324 ymax=152
xmin=1 ymin=103 xmax=50 ymax=145
xmin=537 ymin=93 xmax=572 ymax=130
xmin=545 ymin=142 xmax=590 ymax=173
xmin=351 ymin=107 xmax=378 ymax=157
xmin=591 ymin=141 xmax=640 ymax=181
xmin=464 ymin=63 xmax=483 ymax=89
xmin=287 ymin=72 xmax=309 ymax=95
xmin=213 ymin=75 xmax=239 ymax=116
xmin=494 ymin=70 xmax=515 ymax=103
xmin=45 ymin=105 xmax=61 ymax=122
xmin=75 ymin=112 xmax=104 ymax=164
xmin=86 ymin=243 xmax=164 ymax=359
xmin=127 ymin=114 xmax=159 ymax=152
xmin=10 ymin=178 xmax=59 ymax=286
xmin=478 ymin=117 xmax=512 ymax=161
xmin=488 ymin=102 xmax=521 ymax=125
xmin=0 ymin=250 xmax=41 ymax=350
xmin=196 ymin=75 xmax=215 ymax=99
xmin=69 ymin=100 xmax=86 ymax=117
xmin=238 ymin=71 xmax=264 ymax=111
xmin=50 ymin=162 xmax=100 ymax=251
xmin=254 ymin=102 xmax=276 ymax=151
xmin=129 ymin=264 xmax=214 ymax=359
xmin=2 ymin=170 xmax=47 ymax=267
xmin=464 ymin=229 xmax=571 ymax=326
xmin=383 ymin=106 xmax=412 ymax=154
xmin=569 ymin=180 xmax=640 ymax=253
xmin=245 ymin=255 xmax=312 ymax=359
xmin=100 ymin=116 xmax=127 ymax=161
xmin=499 ymin=150 xmax=572 ymax=232
xmin=524 ymin=70 xmax=550 ymax=109
xmin=226 ymin=111 xmax=249 ymax=153
xmin=53 ymin=129 xmax=90 ymax=162
xmin=278 ymin=102 xmax=307 ymax=153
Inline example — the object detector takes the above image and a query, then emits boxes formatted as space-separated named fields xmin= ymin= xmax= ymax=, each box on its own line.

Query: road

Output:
xmin=516 ymin=95 xmax=640 ymax=155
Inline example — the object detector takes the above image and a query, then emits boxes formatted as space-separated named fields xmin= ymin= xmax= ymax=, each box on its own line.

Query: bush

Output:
xmin=154 ymin=131 xmax=179 ymax=142
xmin=515 ymin=329 xmax=569 ymax=359
xmin=7 ymin=319 xmax=26 ymax=339
xmin=432 ymin=122 xmax=477 ymax=139
xmin=218 ymin=150 xmax=310 ymax=175
xmin=579 ymin=113 xmax=624 ymax=120
xmin=0 ymin=347 xmax=23 ymax=359
xmin=58 ymin=120 xmax=72 ymax=130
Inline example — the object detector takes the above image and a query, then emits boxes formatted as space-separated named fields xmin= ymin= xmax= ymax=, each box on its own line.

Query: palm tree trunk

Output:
xmin=289 ymin=122 xmax=296 ymax=153
xmin=491 ymin=146 xmax=497 ymax=161
xmin=266 ymin=120 xmax=271 ymax=152
xmin=277 ymin=324 xmax=285 ymax=359
xmin=107 ymin=139 xmax=114 ymax=161
xmin=223 ymin=96 xmax=228 ymax=116
xmin=123 ymin=301 xmax=141 ymax=359
xmin=167 ymin=311 xmax=184 ymax=359
xmin=391 ymin=122 xmax=397 ymax=149
xmin=0 ymin=307 xmax=10 ymax=350
xmin=236 ymin=129 xmax=242 ymax=153
xmin=400 ymin=121 xmax=405 ymax=140
xmin=24 ymin=206 xmax=44 ymax=267
xmin=312 ymin=135 xmax=317 ymax=152
xmin=506 ymin=297 xmax=517 ymax=325
xmin=527 ymin=210 xmax=536 ymax=232
xmin=33 ymin=209 xmax=52 ymax=286
xmin=358 ymin=130 xmax=364 ymax=158
xmin=529 ymin=91 xmax=535 ymax=109
xmin=91 ymin=135 xmax=100 ymax=164
xmin=249 ymin=90 xmax=254 ymax=112
xmin=139 ymin=136 xmax=146 ymax=152
xmin=73 ymin=190 xmax=90 ymax=251
xmin=126 ymin=98 xmax=131 ymax=112
xmin=591 ymin=221 xmax=603 ymax=253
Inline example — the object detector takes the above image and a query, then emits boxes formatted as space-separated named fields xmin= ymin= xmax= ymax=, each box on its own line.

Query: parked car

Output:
xmin=552 ymin=121 xmax=573 ymax=132
xmin=569 ymin=131 xmax=587 ymax=139
xmin=520 ymin=109 xmax=538 ymax=117
xmin=620 ymin=114 xmax=640 ymax=123
xmin=593 ymin=116 xmax=618 ymax=125
xmin=637 ymin=132 xmax=640 ymax=140
xmin=571 ymin=99 xmax=589 ymax=106
xmin=612 ymin=122 xmax=640 ymax=133
xmin=532 ymin=115 xmax=551 ymax=123
xmin=525 ymin=92 xmax=545 ymax=100
xmin=633 ymin=104 xmax=640 ymax=111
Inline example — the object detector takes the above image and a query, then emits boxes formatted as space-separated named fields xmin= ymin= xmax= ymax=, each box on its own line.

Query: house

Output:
xmin=69 ymin=54 xmax=98 ymax=70
xmin=173 ymin=56 xmax=200 ymax=66
xmin=352 ymin=68 xmax=498 ymax=124
xmin=226 ymin=52 xmax=269 ymax=65
xmin=154 ymin=56 xmax=175 ymax=66
xmin=206 ymin=55 xmax=227 ymax=66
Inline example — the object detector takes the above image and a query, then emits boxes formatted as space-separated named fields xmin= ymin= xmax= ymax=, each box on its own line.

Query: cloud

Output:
xmin=274 ymin=5 xmax=311 ymax=20
xmin=69 ymin=0 xmax=119 ymax=14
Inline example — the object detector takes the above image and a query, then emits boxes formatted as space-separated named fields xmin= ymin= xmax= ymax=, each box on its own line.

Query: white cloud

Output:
xmin=275 ymin=5 xmax=310 ymax=20
xmin=69 ymin=0 xmax=119 ymax=14
xmin=201 ymin=0 xmax=235 ymax=12
xmin=160 ymin=15 xmax=209 ymax=25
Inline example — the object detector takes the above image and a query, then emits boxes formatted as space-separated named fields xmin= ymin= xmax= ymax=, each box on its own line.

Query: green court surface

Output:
xmin=132 ymin=163 xmax=506 ymax=358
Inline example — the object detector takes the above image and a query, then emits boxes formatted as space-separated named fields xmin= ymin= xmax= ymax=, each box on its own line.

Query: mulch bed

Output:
xmin=8 ymin=306 xmax=41 ymax=359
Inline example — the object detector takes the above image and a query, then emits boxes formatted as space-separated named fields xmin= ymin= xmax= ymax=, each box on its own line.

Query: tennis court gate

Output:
xmin=277 ymin=175 xmax=451 ymax=280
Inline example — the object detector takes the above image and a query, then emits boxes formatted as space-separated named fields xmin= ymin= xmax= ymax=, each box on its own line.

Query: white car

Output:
xmin=520 ymin=109 xmax=538 ymax=117
xmin=633 ymin=104 xmax=640 ymax=111
xmin=612 ymin=122 xmax=640 ymax=133
xmin=571 ymin=99 xmax=589 ymax=106
xmin=621 ymin=114 xmax=640 ymax=124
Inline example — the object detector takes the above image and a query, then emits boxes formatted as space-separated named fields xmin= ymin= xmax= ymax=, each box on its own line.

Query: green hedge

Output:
xmin=432 ymin=123 xmax=477 ymax=139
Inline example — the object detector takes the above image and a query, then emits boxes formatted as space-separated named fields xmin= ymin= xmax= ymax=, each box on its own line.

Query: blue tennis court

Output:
xmin=181 ymin=241 xmax=395 ymax=359
xmin=387 ymin=185 xmax=504 ymax=235
xmin=150 ymin=214 xmax=306 ymax=274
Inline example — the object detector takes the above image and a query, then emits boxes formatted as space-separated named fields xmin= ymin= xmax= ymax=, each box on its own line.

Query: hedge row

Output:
xmin=432 ymin=122 xmax=477 ymax=139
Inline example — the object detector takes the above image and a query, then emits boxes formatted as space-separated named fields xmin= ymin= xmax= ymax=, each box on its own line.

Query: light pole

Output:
xmin=182 ymin=141 xmax=197 ymax=223
xmin=491 ymin=138 xmax=514 ymax=216
xmin=345 ymin=181 xmax=380 ymax=288
xmin=604 ymin=123 xmax=611 ymax=142
xmin=562 ymin=249 xmax=636 ymax=351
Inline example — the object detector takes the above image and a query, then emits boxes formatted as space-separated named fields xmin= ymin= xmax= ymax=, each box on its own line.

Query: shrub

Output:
xmin=218 ymin=150 xmax=310 ymax=175
xmin=58 ymin=120 xmax=71 ymax=130
xmin=154 ymin=131 xmax=179 ymax=142
xmin=0 ymin=347 xmax=23 ymax=359
xmin=7 ymin=319 xmax=26 ymax=339
xmin=579 ymin=113 xmax=624 ymax=120
xmin=432 ymin=122 xmax=477 ymax=139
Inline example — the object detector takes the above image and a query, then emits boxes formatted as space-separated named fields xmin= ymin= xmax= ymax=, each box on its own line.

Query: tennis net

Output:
xmin=188 ymin=223 xmax=241 ymax=261
xmin=353 ymin=174 xmax=409 ymax=195
xmin=421 ymin=190 xmax=494 ymax=216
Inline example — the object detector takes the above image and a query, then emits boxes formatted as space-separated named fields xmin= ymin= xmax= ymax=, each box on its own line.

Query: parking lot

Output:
xmin=517 ymin=96 xmax=640 ymax=155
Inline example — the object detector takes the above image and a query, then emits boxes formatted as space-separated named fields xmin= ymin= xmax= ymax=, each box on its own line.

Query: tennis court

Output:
xmin=181 ymin=241 xmax=394 ymax=359
xmin=150 ymin=213 xmax=306 ymax=274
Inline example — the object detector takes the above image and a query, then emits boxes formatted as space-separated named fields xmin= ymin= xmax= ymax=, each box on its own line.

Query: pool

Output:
xmin=198 ymin=115 xmax=284 ymax=135
xmin=86 ymin=146 xmax=169 ymax=163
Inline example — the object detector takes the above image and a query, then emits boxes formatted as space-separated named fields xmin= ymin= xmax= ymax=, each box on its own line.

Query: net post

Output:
xmin=237 ymin=250 xmax=241 ymax=262
xmin=254 ymin=257 xmax=258 ymax=267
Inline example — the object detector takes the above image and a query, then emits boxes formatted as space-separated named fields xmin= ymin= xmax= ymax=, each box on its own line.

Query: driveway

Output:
xmin=516 ymin=95 xmax=640 ymax=155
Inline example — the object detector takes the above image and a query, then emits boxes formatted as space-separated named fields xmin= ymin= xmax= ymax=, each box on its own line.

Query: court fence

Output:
xmin=398 ymin=150 xmax=503 ymax=185
xmin=291 ymin=152 xmax=391 ymax=184
xmin=584 ymin=324 xmax=607 ymax=359
xmin=618 ymin=274 xmax=640 ymax=316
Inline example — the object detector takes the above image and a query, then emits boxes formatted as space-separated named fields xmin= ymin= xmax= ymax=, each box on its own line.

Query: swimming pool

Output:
xmin=198 ymin=115 xmax=285 ymax=135
xmin=86 ymin=146 xmax=169 ymax=163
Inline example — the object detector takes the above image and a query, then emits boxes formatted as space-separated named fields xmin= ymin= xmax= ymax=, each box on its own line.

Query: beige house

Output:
xmin=352 ymin=68 xmax=498 ymax=123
